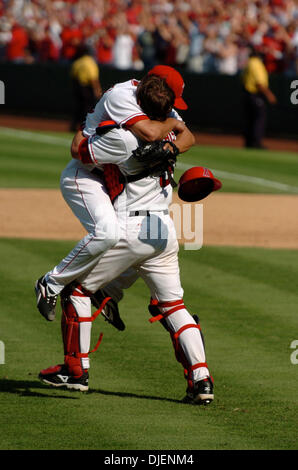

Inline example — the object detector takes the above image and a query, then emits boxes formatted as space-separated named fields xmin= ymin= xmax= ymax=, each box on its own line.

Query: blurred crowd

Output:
xmin=0 ymin=0 xmax=297 ymax=75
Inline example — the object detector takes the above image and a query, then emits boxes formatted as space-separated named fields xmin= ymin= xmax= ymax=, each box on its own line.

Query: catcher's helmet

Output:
xmin=178 ymin=166 xmax=222 ymax=202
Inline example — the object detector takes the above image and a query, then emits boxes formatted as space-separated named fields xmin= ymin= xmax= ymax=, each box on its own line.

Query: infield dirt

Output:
xmin=1 ymin=189 xmax=298 ymax=249
xmin=1 ymin=114 xmax=297 ymax=249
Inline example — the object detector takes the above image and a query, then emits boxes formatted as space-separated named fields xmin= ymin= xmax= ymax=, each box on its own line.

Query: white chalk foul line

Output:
xmin=0 ymin=126 xmax=71 ymax=146
xmin=1 ymin=126 xmax=298 ymax=194
xmin=176 ymin=162 xmax=298 ymax=194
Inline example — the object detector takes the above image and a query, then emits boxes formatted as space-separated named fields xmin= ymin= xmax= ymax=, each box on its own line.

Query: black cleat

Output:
xmin=91 ymin=289 xmax=125 ymax=331
xmin=183 ymin=377 xmax=214 ymax=405
xmin=35 ymin=276 xmax=58 ymax=321
xmin=39 ymin=364 xmax=89 ymax=391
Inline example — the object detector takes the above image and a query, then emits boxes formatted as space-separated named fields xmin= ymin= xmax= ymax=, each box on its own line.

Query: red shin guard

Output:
xmin=61 ymin=284 xmax=109 ymax=377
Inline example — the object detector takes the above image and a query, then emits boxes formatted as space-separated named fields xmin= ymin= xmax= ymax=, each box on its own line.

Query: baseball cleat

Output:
xmin=39 ymin=364 xmax=89 ymax=391
xmin=91 ymin=289 xmax=125 ymax=331
xmin=182 ymin=377 xmax=214 ymax=405
xmin=35 ymin=276 xmax=58 ymax=321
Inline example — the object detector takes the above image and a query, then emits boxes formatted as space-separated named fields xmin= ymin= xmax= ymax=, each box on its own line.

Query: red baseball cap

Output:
xmin=148 ymin=65 xmax=188 ymax=110
xmin=178 ymin=166 xmax=222 ymax=202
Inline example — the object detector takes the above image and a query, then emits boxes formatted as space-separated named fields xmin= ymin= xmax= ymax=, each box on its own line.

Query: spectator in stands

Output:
xmin=0 ymin=16 xmax=12 ymax=61
xmin=6 ymin=22 xmax=28 ymax=63
xmin=38 ymin=27 xmax=60 ymax=62
xmin=96 ymin=29 xmax=114 ymax=66
xmin=217 ymin=34 xmax=239 ymax=75
xmin=112 ymin=24 xmax=134 ymax=70
xmin=202 ymin=25 xmax=221 ymax=73
xmin=60 ymin=19 xmax=83 ymax=62
xmin=136 ymin=18 xmax=157 ymax=69
xmin=241 ymin=46 xmax=277 ymax=149
xmin=186 ymin=19 xmax=207 ymax=73
xmin=69 ymin=44 xmax=102 ymax=131
xmin=153 ymin=22 xmax=172 ymax=65
xmin=0 ymin=0 xmax=297 ymax=76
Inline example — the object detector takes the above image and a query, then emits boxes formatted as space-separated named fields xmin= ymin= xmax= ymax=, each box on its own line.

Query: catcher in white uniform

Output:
xmin=38 ymin=125 xmax=214 ymax=406
xmin=35 ymin=66 xmax=194 ymax=324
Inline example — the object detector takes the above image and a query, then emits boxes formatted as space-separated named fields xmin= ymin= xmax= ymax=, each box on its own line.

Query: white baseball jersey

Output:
xmin=73 ymin=128 xmax=209 ymax=382
xmin=45 ymin=79 xmax=180 ymax=294
xmin=82 ymin=79 xmax=181 ymax=138
xmin=88 ymin=128 xmax=173 ymax=213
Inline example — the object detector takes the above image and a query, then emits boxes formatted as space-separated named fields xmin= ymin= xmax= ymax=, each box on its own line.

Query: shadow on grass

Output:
xmin=0 ymin=378 xmax=78 ymax=399
xmin=88 ymin=387 xmax=184 ymax=404
xmin=0 ymin=379 xmax=187 ymax=404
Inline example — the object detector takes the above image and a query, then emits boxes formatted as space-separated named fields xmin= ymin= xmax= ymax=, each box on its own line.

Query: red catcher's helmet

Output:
xmin=178 ymin=166 xmax=222 ymax=202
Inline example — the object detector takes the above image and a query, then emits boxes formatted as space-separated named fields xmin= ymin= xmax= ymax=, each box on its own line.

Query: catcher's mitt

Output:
xmin=132 ymin=140 xmax=179 ymax=187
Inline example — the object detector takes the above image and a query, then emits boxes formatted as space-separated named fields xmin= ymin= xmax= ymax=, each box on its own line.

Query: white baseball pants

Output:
xmin=70 ymin=211 xmax=210 ymax=382
xmin=45 ymin=159 xmax=120 ymax=294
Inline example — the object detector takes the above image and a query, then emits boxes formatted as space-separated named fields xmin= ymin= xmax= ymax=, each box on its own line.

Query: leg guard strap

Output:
xmin=172 ymin=323 xmax=209 ymax=388
xmin=172 ymin=323 xmax=201 ymax=348
xmin=75 ymin=332 xmax=104 ymax=357
xmin=148 ymin=298 xmax=209 ymax=389
xmin=62 ymin=285 xmax=109 ymax=362
xmin=148 ymin=299 xmax=185 ymax=323
xmin=77 ymin=296 xmax=111 ymax=324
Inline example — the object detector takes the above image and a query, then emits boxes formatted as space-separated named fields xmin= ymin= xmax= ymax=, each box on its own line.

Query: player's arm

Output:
xmin=129 ymin=117 xmax=180 ymax=142
xmin=71 ymin=129 xmax=84 ymax=159
xmin=70 ymin=118 xmax=185 ymax=158
xmin=91 ymin=79 xmax=102 ymax=100
xmin=170 ymin=120 xmax=195 ymax=153
xmin=256 ymin=83 xmax=277 ymax=104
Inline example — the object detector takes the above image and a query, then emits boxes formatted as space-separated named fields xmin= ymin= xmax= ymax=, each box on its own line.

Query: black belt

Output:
xmin=129 ymin=210 xmax=169 ymax=217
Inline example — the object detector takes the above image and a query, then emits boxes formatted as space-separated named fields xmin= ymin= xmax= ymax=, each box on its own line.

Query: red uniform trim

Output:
xmin=124 ymin=114 xmax=149 ymax=128
xmin=97 ymin=119 xmax=117 ymax=128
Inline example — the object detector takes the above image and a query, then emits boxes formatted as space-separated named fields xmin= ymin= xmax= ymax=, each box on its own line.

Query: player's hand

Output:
xmin=71 ymin=130 xmax=85 ymax=158
xmin=163 ymin=142 xmax=177 ymax=153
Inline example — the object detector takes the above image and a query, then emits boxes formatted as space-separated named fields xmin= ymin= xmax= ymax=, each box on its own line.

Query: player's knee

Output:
xmin=93 ymin=224 xmax=120 ymax=251
xmin=102 ymin=232 xmax=120 ymax=251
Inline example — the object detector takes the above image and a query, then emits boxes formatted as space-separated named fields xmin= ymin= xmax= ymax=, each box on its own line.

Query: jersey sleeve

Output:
xmin=82 ymin=100 xmax=102 ymax=137
xmin=103 ymin=86 xmax=148 ymax=128
xmin=168 ymin=108 xmax=183 ymax=121
xmin=88 ymin=128 xmax=136 ymax=166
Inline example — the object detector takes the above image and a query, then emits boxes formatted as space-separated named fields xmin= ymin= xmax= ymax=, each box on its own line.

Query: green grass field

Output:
xmin=0 ymin=127 xmax=297 ymax=451
xmin=0 ymin=127 xmax=298 ymax=194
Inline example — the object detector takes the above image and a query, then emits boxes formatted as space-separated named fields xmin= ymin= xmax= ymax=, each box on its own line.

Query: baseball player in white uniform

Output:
xmin=35 ymin=66 xmax=194 ymax=323
xmin=38 ymin=125 xmax=214 ymax=406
